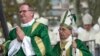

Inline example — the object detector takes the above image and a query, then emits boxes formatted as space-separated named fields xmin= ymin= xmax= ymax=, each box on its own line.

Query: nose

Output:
xmin=59 ymin=30 xmax=63 ymax=34
xmin=19 ymin=11 xmax=25 ymax=16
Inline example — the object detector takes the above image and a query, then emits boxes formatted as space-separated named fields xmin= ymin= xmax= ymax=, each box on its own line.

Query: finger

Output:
xmin=16 ymin=26 xmax=22 ymax=32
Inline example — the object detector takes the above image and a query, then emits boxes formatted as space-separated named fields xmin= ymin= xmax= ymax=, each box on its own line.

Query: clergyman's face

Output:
xmin=59 ymin=26 xmax=71 ymax=40
xmin=83 ymin=24 xmax=92 ymax=31
xmin=19 ymin=5 xmax=33 ymax=23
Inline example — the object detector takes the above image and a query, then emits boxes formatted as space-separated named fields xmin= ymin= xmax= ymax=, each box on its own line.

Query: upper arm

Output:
xmin=76 ymin=39 xmax=92 ymax=56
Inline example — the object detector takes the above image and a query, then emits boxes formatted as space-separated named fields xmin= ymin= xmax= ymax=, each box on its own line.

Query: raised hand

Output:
xmin=72 ymin=40 xmax=77 ymax=48
xmin=16 ymin=26 xmax=25 ymax=41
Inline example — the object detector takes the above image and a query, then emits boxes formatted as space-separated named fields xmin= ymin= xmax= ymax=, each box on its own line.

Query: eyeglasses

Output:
xmin=19 ymin=10 xmax=31 ymax=13
xmin=59 ymin=28 xmax=66 ymax=31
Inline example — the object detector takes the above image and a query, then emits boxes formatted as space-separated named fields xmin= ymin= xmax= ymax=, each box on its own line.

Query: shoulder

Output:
xmin=9 ymin=27 xmax=16 ymax=34
xmin=75 ymin=39 xmax=82 ymax=42
xmin=77 ymin=27 xmax=85 ymax=33
xmin=8 ymin=27 xmax=16 ymax=40
xmin=75 ymin=39 xmax=84 ymax=45
xmin=75 ymin=39 xmax=84 ymax=44
xmin=53 ymin=42 xmax=60 ymax=48
xmin=35 ymin=22 xmax=48 ymax=29
xmin=75 ymin=39 xmax=87 ymax=47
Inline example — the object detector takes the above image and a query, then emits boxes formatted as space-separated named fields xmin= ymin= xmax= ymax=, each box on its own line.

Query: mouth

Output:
xmin=20 ymin=15 xmax=25 ymax=18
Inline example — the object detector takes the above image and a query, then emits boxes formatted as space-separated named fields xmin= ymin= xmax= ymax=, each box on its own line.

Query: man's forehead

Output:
xmin=60 ymin=26 xmax=66 ymax=29
xmin=19 ymin=5 xmax=29 ymax=10
xmin=84 ymin=24 xmax=91 ymax=26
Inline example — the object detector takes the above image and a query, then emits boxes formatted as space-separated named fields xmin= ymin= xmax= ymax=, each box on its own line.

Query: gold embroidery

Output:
xmin=79 ymin=50 xmax=83 ymax=56
xmin=60 ymin=41 xmax=66 ymax=56
xmin=34 ymin=36 xmax=45 ymax=56
xmin=31 ymin=22 xmax=40 ymax=33
xmin=60 ymin=41 xmax=70 ymax=56
xmin=60 ymin=41 xmax=67 ymax=50
xmin=66 ymin=48 xmax=70 ymax=56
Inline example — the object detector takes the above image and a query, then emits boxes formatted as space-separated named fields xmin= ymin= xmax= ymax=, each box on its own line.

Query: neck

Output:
xmin=60 ymin=38 xmax=68 ymax=42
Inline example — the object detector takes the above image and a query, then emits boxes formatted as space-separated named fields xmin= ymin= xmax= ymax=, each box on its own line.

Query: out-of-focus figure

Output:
xmin=94 ymin=17 xmax=100 ymax=56
xmin=77 ymin=13 xmax=96 ymax=56
xmin=7 ymin=22 xmax=13 ymax=32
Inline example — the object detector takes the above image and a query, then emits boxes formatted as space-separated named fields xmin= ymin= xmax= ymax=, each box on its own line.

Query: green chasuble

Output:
xmin=53 ymin=39 xmax=92 ymax=56
xmin=4 ymin=22 xmax=53 ymax=56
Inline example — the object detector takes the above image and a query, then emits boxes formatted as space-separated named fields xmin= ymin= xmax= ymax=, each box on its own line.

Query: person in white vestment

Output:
xmin=77 ymin=13 xmax=96 ymax=56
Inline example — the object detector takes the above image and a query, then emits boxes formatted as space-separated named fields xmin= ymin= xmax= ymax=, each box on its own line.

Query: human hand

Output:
xmin=16 ymin=26 xmax=25 ymax=41
xmin=72 ymin=40 xmax=77 ymax=48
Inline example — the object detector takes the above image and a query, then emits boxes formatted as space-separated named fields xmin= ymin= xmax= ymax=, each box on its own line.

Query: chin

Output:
xmin=60 ymin=37 xmax=67 ymax=40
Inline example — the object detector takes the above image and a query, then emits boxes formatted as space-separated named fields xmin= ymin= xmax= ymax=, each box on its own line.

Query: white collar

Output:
xmin=66 ymin=35 xmax=72 ymax=42
xmin=21 ymin=18 xmax=35 ymax=27
xmin=61 ymin=35 xmax=72 ymax=42
xmin=65 ymin=35 xmax=73 ymax=50
xmin=60 ymin=35 xmax=73 ymax=50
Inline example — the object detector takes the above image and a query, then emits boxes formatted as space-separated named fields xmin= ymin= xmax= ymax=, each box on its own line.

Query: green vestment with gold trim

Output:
xmin=53 ymin=39 xmax=92 ymax=56
xmin=4 ymin=22 xmax=53 ymax=56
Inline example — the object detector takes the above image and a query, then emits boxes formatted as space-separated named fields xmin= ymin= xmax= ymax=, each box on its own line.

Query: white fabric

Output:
xmin=78 ymin=28 xmax=96 ymax=41
xmin=48 ymin=27 xmax=60 ymax=45
xmin=61 ymin=35 xmax=82 ymax=56
xmin=0 ymin=37 xmax=5 ymax=45
xmin=22 ymin=36 xmax=35 ymax=56
xmin=80 ymin=2 xmax=88 ymax=8
xmin=8 ymin=36 xmax=35 ymax=56
xmin=94 ymin=31 xmax=100 ymax=45
xmin=8 ymin=39 xmax=21 ymax=56
xmin=64 ymin=11 xmax=72 ymax=26
xmin=82 ymin=13 xmax=93 ymax=24
xmin=7 ymin=22 xmax=13 ymax=31
xmin=77 ymin=27 xmax=85 ymax=33
xmin=60 ymin=35 xmax=72 ymax=56
xmin=65 ymin=35 xmax=73 ymax=50
xmin=61 ymin=49 xmax=66 ymax=56
xmin=36 ymin=17 xmax=48 ymax=25
xmin=77 ymin=27 xmax=96 ymax=56
xmin=60 ymin=11 xmax=66 ymax=24
xmin=21 ymin=18 xmax=35 ymax=27
xmin=93 ymin=24 xmax=100 ymax=33
xmin=72 ymin=48 xmax=82 ymax=56
xmin=34 ymin=12 xmax=39 ymax=19
xmin=60 ymin=10 xmax=72 ymax=26
xmin=98 ymin=17 xmax=100 ymax=25
xmin=8 ymin=17 xmax=36 ymax=56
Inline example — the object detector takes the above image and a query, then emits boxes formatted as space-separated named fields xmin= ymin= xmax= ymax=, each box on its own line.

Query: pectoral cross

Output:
xmin=61 ymin=48 xmax=66 ymax=56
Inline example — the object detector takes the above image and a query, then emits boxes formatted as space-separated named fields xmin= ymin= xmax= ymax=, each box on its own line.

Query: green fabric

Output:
xmin=3 ymin=40 xmax=11 ymax=56
xmin=4 ymin=22 xmax=53 ymax=56
xmin=53 ymin=39 xmax=92 ymax=56
xmin=72 ymin=14 xmax=76 ymax=22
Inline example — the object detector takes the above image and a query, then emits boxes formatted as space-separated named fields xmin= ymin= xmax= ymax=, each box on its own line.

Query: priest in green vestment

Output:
xmin=3 ymin=3 xmax=53 ymax=56
xmin=53 ymin=10 xmax=92 ymax=56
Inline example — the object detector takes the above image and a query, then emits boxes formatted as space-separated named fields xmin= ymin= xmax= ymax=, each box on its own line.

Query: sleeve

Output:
xmin=8 ymin=39 xmax=21 ymax=56
xmin=52 ymin=43 xmax=61 ymax=56
xmin=3 ymin=40 xmax=11 ymax=56
xmin=3 ymin=28 xmax=16 ymax=56
xmin=22 ymin=36 xmax=35 ymax=56
xmin=76 ymin=39 xmax=92 ymax=56
xmin=39 ymin=24 xmax=53 ymax=56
